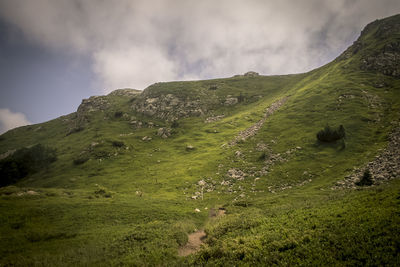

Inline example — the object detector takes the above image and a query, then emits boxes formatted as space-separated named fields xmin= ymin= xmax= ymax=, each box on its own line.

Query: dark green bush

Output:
xmin=112 ymin=140 xmax=125 ymax=147
xmin=356 ymin=169 xmax=373 ymax=186
xmin=238 ymin=93 xmax=245 ymax=103
xmin=73 ymin=156 xmax=89 ymax=165
xmin=317 ymin=125 xmax=345 ymax=143
xmin=258 ymin=152 xmax=267 ymax=161
xmin=0 ymin=144 xmax=57 ymax=187
xmin=171 ymin=120 xmax=179 ymax=128
xmin=114 ymin=111 xmax=123 ymax=118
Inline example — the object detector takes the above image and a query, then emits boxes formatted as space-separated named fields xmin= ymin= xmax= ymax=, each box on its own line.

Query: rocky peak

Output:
xmin=339 ymin=14 xmax=400 ymax=78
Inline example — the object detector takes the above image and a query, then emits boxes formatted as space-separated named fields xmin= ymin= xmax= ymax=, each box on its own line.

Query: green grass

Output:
xmin=0 ymin=14 xmax=400 ymax=266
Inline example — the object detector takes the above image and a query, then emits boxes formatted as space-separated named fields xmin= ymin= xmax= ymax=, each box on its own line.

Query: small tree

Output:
xmin=356 ymin=169 xmax=373 ymax=186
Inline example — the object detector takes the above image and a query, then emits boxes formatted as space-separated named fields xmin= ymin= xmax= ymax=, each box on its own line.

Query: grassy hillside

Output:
xmin=0 ymin=14 xmax=399 ymax=266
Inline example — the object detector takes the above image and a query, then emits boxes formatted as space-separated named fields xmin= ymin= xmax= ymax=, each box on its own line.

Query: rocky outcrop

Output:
xmin=244 ymin=71 xmax=259 ymax=77
xmin=132 ymin=93 xmax=207 ymax=121
xmin=107 ymin=88 xmax=141 ymax=97
xmin=224 ymin=97 xmax=238 ymax=106
xmin=333 ymin=123 xmax=400 ymax=189
xmin=360 ymin=42 xmax=400 ymax=77
xmin=340 ymin=15 xmax=400 ymax=78
xmin=74 ymin=96 xmax=110 ymax=126
xmin=157 ymin=127 xmax=171 ymax=139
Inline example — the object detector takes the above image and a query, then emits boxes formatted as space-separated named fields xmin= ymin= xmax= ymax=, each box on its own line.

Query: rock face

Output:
xmin=244 ymin=71 xmax=259 ymax=77
xmin=340 ymin=14 xmax=400 ymax=78
xmin=77 ymin=96 xmax=110 ymax=115
xmin=132 ymin=93 xmax=207 ymax=121
xmin=360 ymin=42 xmax=400 ymax=77
xmin=75 ymin=96 xmax=110 ymax=125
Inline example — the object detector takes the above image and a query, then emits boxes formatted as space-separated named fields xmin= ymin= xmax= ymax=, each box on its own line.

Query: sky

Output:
xmin=0 ymin=0 xmax=399 ymax=134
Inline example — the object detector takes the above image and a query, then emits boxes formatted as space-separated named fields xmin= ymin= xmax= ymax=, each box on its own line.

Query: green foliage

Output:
xmin=171 ymin=120 xmax=179 ymax=128
xmin=94 ymin=185 xmax=112 ymax=198
xmin=258 ymin=152 xmax=267 ymax=161
xmin=317 ymin=125 xmax=346 ymax=143
xmin=114 ymin=111 xmax=123 ymax=118
xmin=73 ymin=156 xmax=89 ymax=165
xmin=0 ymin=144 xmax=57 ymax=187
xmin=111 ymin=140 xmax=124 ymax=147
xmin=356 ymin=169 xmax=373 ymax=186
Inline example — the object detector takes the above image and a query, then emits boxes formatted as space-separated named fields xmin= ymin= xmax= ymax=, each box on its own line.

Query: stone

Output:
xmin=224 ymin=97 xmax=238 ymax=106
xmin=186 ymin=145 xmax=195 ymax=151
xmin=244 ymin=71 xmax=259 ymax=77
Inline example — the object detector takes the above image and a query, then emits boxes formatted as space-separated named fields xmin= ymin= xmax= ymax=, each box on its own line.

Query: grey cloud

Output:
xmin=0 ymin=108 xmax=31 ymax=134
xmin=0 ymin=0 xmax=399 ymax=91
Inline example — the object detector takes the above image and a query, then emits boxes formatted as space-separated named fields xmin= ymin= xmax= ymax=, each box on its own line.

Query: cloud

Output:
xmin=0 ymin=108 xmax=31 ymax=134
xmin=0 ymin=0 xmax=399 ymax=91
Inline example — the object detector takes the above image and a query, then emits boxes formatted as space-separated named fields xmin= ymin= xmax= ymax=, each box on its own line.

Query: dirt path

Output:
xmin=178 ymin=230 xmax=207 ymax=256
xmin=229 ymin=97 xmax=288 ymax=146
xmin=178 ymin=208 xmax=226 ymax=256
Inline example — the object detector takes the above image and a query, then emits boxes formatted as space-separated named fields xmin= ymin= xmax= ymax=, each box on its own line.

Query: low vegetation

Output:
xmin=0 ymin=144 xmax=57 ymax=187
xmin=316 ymin=125 xmax=346 ymax=143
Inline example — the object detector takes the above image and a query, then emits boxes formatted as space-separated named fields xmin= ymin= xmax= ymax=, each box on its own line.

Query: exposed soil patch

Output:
xmin=178 ymin=230 xmax=206 ymax=257
xmin=178 ymin=208 xmax=226 ymax=256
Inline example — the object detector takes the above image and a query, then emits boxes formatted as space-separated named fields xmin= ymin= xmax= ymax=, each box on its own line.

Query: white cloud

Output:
xmin=0 ymin=0 xmax=399 ymax=92
xmin=0 ymin=108 xmax=31 ymax=134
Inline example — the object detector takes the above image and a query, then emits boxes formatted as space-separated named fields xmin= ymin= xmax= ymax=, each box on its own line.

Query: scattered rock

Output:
xmin=227 ymin=168 xmax=246 ymax=181
xmin=224 ymin=97 xmax=238 ymax=106
xmin=229 ymin=97 xmax=288 ymax=146
xmin=204 ymin=115 xmax=225 ymax=123
xmin=186 ymin=145 xmax=195 ymax=151
xmin=157 ymin=127 xmax=171 ymax=139
xmin=142 ymin=136 xmax=152 ymax=141
xmin=333 ymin=124 xmax=400 ymax=189
xmin=0 ymin=149 xmax=16 ymax=160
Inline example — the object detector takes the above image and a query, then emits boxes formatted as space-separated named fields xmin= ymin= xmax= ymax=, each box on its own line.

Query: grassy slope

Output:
xmin=0 ymin=15 xmax=399 ymax=266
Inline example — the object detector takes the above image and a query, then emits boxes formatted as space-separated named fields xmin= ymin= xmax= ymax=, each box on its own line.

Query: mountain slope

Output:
xmin=0 ymin=14 xmax=399 ymax=266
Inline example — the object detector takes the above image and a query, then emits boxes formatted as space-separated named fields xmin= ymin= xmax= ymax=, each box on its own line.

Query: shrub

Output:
xmin=356 ymin=169 xmax=373 ymax=186
xmin=111 ymin=140 xmax=125 ymax=147
xmin=238 ymin=93 xmax=245 ymax=103
xmin=94 ymin=186 xmax=112 ymax=198
xmin=209 ymin=84 xmax=218 ymax=90
xmin=0 ymin=144 xmax=57 ymax=187
xmin=258 ymin=152 xmax=267 ymax=161
xmin=114 ymin=111 xmax=123 ymax=118
xmin=73 ymin=156 xmax=89 ymax=165
xmin=171 ymin=120 xmax=179 ymax=128
xmin=317 ymin=125 xmax=346 ymax=143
